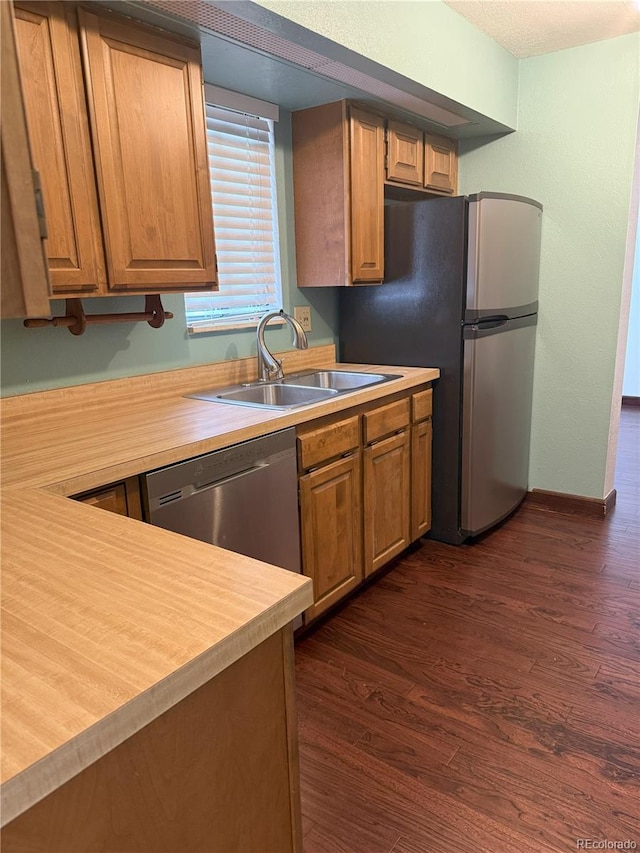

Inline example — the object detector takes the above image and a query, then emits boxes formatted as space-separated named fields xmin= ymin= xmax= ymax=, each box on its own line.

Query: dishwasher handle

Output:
xmin=144 ymin=429 xmax=297 ymax=512
xmin=193 ymin=460 xmax=267 ymax=492
xmin=150 ymin=462 xmax=268 ymax=510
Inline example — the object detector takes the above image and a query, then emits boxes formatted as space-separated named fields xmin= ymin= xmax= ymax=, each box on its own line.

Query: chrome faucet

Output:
xmin=256 ymin=309 xmax=308 ymax=382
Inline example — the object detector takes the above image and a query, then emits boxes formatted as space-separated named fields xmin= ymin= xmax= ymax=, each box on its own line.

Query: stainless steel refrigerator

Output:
xmin=339 ymin=192 xmax=543 ymax=545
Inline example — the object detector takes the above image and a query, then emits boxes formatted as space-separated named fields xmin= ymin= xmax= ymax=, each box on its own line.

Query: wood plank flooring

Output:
xmin=295 ymin=406 xmax=639 ymax=853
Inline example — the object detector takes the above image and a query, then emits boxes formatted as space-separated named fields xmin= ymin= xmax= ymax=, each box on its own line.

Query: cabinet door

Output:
xmin=411 ymin=419 xmax=432 ymax=541
xmin=386 ymin=121 xmax=423 ymax=186
xmin=349 ymin=107 xmax=384 ymax=283
xmin=424 ymin=134 xmax=458 ymax=195
xmin=299 ymin=454 xmax=362 ymax=621
xmin=1 ymin=0 xmax=50 ymax=319
xmin=13 ymin=1 xmax=105 ymax=294
xmin=363 ymin=430 xmax=410 ymax=576
xmin=75 ymin=477 xmax=143 ymax=520
xmin=79 ymin=8 xmax=217 ymax=291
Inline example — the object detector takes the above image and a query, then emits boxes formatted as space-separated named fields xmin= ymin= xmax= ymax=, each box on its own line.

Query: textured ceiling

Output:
xmin=443 ymin=1 xmax=640 ymax=58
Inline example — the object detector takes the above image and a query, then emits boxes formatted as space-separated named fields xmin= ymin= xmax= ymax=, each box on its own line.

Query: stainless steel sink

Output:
xmin=186 ymin=369 xmax=401 ymax=410
xmin=188 ymin=382 xmax=338 ymax=409
xmin=282 ymin=369 xmax=400 ymax=391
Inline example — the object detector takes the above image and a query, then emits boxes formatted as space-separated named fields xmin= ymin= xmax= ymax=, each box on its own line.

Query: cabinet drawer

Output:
xmin=297 ymin=415 xmax=360 ymax=470
xmin=363 ymin=398 xmax=410 ymax=444
xmin=412 ymin=389 xmax=433 ymax=423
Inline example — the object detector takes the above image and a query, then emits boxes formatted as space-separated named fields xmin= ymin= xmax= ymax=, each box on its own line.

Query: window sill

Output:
xmin=187 ymin=316 xmax=285 ymax=335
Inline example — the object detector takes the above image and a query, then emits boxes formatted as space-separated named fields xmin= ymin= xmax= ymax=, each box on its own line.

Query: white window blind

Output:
xmin=185 ymin=103 xmax=282 ymax=332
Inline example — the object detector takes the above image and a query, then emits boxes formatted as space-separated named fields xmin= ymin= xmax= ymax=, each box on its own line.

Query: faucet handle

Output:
xmin=267 ymin=355 xmax=283 ymax=379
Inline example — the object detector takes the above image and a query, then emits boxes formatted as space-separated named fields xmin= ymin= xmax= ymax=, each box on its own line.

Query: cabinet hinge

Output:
xmin=32 ymin=169 xmax=48 ymax=239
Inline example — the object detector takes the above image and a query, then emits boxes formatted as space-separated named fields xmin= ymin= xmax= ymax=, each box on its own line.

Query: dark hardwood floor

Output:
xmin=295 ymin=406 xmax=640 ymax=853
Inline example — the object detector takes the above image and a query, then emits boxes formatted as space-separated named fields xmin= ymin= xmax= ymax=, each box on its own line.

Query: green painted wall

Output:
xmin=0 ymin=111 xmax=339 ymax=396
xmin=460 ymin=33 xmax=640 ymax=499
xmin=253 ymin=0 xmax=520 ymax=128
xmin=3 ymin=4 xmax=637 ymax=504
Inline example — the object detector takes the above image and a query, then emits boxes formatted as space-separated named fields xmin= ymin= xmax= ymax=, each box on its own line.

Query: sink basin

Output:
xmin=186 ymin=369 xmax=402 ymax=410
xmin=188 ymin=383 xmax=338 ymax=409
xmin=282 ymin=369 xmax=401 ymax=391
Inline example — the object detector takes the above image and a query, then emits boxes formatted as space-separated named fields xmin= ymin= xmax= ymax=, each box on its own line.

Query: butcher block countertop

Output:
xmin=0 ymin=344 xmax=439 ymax=824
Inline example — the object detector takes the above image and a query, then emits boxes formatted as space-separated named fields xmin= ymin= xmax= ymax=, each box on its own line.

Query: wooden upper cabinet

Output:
xmin=386 ymin=120 xmax=423 ymax=187
xmin=14 ymin=2 xmax=105 ymax=295
xmin=349 ymin=107 xmax=384 ymax=283
xmin=11 ymin=2 xmax=216 ymax=298
xmin=424 ymin=134 xmax=458 ymax=195
xmin=292 ymin=101 xmax=459 ymax=287
xmin=1 ymin=0 xmax=51 ymax=319
xmin=292 ymin=101 xmax=383 ymax=287
xmin=79 ymin=8 xmax=216 ymax=291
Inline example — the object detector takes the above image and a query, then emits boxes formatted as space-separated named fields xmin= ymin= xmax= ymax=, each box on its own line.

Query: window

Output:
xmin=185 ymin=94 xmax=282 ymax=332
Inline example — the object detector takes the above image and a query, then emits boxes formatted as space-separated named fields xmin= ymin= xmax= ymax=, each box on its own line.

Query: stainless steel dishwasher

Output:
xmin=143 ymin=428 xmax=301 ymax=576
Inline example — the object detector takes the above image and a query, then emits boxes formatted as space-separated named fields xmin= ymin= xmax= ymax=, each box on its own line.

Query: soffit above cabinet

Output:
xmin=107 ymin=0 xmax=514 ymax=138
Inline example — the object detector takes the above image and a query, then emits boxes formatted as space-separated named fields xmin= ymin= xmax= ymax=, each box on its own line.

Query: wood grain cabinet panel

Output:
xmin=297 ymin=415 xmax=360 ymax=471
xmin=1 ymin=0 xmax=50 ymax=319
xmin=292 ymin=101 xmax=383 ymax=286
xmin=411 ymin=418 xmax=432 ymax=540
xmin=386 ymin=120 xmax=423 ymax=186
xmin=349 ymin=107 xmax=385 ymax=283
xmin=412 ymin=388 xmax=433 ymax=423
xmin=363 ymin=397 xmax=410 ymax=445
xmin=424 ymin=134 xmax=458 ymax=195
xmin=363 ymin=429 xmax=411 ymax=576
xmin=299 ymin=453 xmax=363 ymax=621
xmin=11 ymin=3 xmax=217 ymax=298
xmin=75 ymin=477 xmax=142 ymax=520
xmin=2 ymin=629 xmax=302 ymax=853
xmin=13 ymin=1 xmax=105 ymax=294
xmin=79 ymin=8 xmax=217 ymax=291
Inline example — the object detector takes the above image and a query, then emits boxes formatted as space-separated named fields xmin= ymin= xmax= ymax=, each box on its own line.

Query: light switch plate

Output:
xmin=293 ymin=306 xmax=312 ymax=332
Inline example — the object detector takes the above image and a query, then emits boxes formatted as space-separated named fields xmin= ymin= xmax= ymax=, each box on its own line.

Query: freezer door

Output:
xmin=461 ymin=315 xmax=537 ymax=536
xmin=466 ymin=195 xmax=542 ymax=321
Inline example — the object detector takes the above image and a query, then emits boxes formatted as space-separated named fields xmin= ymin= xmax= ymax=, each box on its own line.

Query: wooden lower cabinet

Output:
xmin=363 ymin=430 xmax=411 ymax=576
xmin=297 ymin=385 xmax=433 ymax=622
xmin=411 ymin=417 xmax=433 ymax=540
xmin=2 ymin=628 xmax=303 ymax=853
xmin=74 ymin=476 xmax=142 ymax=520
xmin=299 ymin=452 xmax=362 ymax=621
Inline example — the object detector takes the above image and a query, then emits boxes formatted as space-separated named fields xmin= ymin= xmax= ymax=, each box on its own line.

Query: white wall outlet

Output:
xmin=293 ymin=306 xmax=312 ymax=332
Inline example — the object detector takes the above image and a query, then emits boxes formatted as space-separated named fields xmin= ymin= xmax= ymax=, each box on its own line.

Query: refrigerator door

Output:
xmin=340 ymin=196 xmax=468 ymax=544
xmin=461 ymin=314 xmax=537 ymax=536
xmin=466 ymin=193 xmax=542 ymax=322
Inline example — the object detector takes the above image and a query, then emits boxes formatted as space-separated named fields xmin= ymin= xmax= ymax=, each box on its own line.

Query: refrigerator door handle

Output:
xmin=464 ymin=313 xmax=537 ymax=339
xmin=472 ymin=315 xmax=510 ymax=329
